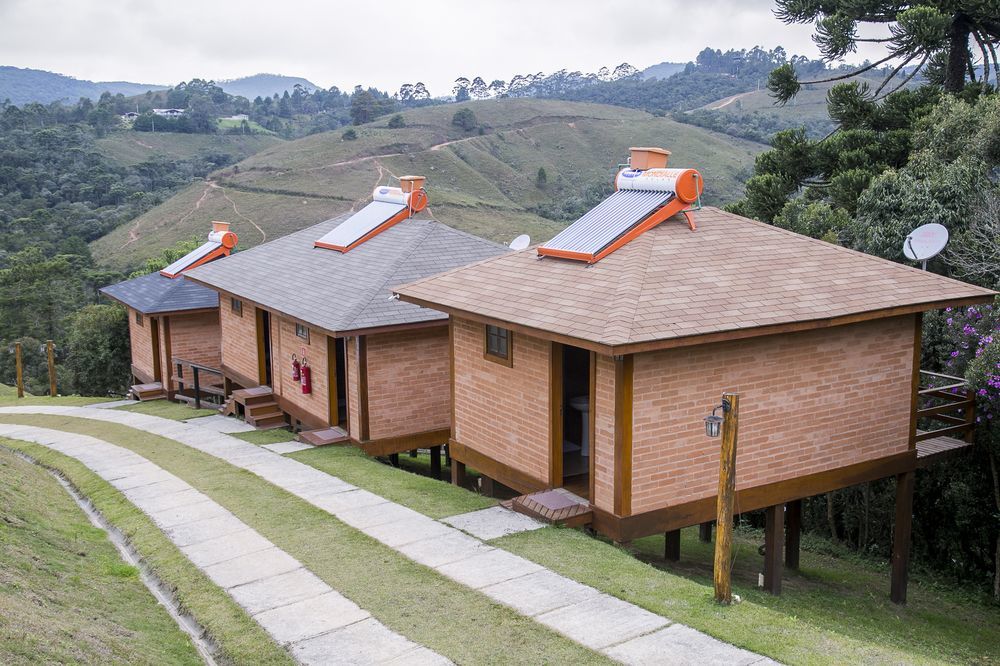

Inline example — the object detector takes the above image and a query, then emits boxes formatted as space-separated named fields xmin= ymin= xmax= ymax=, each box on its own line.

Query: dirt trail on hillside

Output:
xmin=210 ymin=182 xmax=267 ymax=243
xmin=696 ymin=91 xmax=755 ymax=112
xmin=120 ymin=180 xmax=214 ymax=249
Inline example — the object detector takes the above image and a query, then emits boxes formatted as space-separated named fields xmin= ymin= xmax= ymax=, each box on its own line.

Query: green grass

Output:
xmin=231 ymin=428 xmax=296 ymax=445
xmin=0 ymin=447 xmax=204 ymax=665
xmin=0 ymin=414 xmax=609 ymax=664
xmin=216 ymin=118 xmax=274 ymax=135
xmin=91 ymin=98 xmax=763 ymax=269
xmin=0 ymin=440 xmax=291 ymax=664
xmin=0 ymin=383 xmax=108 ymax=406
xmin=94 ymin=132 xmax=281 ymax=167
xmin=115 ymin=400 xmax=217 ymax=420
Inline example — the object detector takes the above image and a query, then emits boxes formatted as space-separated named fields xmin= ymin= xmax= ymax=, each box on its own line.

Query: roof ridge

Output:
xmin=340 ymin=222 xmax=437 ymax=330
xmin=392 ymin=240 xmax=521 ymax=294
xmin=604 ymin=238 xmax=653 ymax=344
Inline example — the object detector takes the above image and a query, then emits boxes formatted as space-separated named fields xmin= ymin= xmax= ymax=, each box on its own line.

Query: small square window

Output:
xmin=135 ymin=311 xmax=143 ymax=326
xmin=231 ymin=297 xmax=243 ymax=316
xmin=484 ymin=325 xmax=512 ymax=366
xmin=295 ymin=323 xmax=310 ymax=342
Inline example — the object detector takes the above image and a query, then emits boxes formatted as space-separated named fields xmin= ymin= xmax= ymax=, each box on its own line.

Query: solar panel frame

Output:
xmin=315 ymin=200 xmax=407 ymax=250
xmin=160 ymin=241 xmax=222 ymax=277
xmin=539 ymin=190 xmax=673 ymax=257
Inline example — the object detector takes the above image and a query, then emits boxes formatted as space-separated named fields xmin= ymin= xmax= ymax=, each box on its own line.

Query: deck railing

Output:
xmin=172 ymin=357 xmax=225 ymax=410
xmin=915 ymin=370 xmax=976 ymax=443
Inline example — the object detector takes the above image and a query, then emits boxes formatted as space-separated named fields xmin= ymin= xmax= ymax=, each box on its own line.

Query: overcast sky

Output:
xmin=0 ymin=0 xmax=888 ymax=95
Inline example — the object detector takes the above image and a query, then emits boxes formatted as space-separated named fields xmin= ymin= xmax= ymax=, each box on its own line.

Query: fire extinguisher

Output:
xmin=291 ymin=354 xmax=301 ymax=382
xmin=300 ymin=357 xmax=311 ymax=394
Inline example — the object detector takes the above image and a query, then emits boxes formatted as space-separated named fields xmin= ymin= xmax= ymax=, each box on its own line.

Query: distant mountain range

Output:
xmin=641 ymin=61 xmax=687 ymax=80
xmin=0 ymin=66 xmax=164 ymax=105
xmin=217 ymin=74 xmax=319 ymax=99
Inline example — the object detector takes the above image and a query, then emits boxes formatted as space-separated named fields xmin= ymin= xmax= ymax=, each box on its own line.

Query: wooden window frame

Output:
xmin=295 ymin=323 xmax=310 ymax=343
xmin=231 ymin=297 xmax=243 ymax=316
xmin=483 ymin=324 xmax=512 ymax=367
xmin=135 ymin=311 xmax=143 ymax=327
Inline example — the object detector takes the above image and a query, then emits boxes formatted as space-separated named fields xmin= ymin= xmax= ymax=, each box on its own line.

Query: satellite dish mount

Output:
xmin=902 ymin=223 xmax=949 ymax=271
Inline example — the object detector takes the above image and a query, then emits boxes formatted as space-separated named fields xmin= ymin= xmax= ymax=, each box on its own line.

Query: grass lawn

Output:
xmin=0 ymin=414 xmax=609 ymax=664
xmin=231 ymin=428 xmax=296 ymax=445
xmin=0 ymin=383 xmax=109 ymax=406
xmin=115 ymin=400 xmax=217 ymax=420
xmin=0 ymin=447 xmax=204 ymax=665
xmin=217 ymin=118 xmax=274 ymax=134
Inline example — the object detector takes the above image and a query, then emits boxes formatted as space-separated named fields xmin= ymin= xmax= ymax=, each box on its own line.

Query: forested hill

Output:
xmin=0 ymin=66 xmax=164 ymax=105
xmin=217 ymin=74 xmax=319 ymax=100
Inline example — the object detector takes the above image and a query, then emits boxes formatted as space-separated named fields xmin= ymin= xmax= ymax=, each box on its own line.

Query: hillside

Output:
xmin=642 ymin=61 xmax=687 ymax=80
xmin=0 ymin=66 xmax=164 ymax=105
xmin=94 ymin=132 xmax=282 ymax=167
xmin=91 ymin=98 xmax=763 ymax=270
xmin=218 ymin=73 xmax=319 ymax=99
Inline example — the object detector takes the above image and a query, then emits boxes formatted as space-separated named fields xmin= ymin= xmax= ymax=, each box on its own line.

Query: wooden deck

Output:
xmin=511 ymin=488 xmax=593 ymax=527
xmin=916 ymin=434 xmax=974 ymax=468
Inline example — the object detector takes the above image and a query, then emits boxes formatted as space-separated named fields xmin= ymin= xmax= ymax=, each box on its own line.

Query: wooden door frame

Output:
xmin=548 ymin=342 xmax=564 ymax=487
xmin=255 ymin=308 xmax=272 ymax=386
xmin=150 ymin=317 xmax=162 ymax=383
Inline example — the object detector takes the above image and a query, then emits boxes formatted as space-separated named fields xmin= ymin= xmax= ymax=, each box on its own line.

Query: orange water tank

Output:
xmin=399 ymin=175 xmax=427 ymax=193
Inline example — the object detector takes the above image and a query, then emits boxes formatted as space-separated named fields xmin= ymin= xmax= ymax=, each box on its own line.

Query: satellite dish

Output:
xmin=903 ymin=223 xmax=949 ymax=270
xmin=509 ymin=234 xmax=531 ymax=251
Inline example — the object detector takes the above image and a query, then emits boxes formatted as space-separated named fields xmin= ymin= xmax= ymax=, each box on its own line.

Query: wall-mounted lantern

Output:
xmin=703 ymin=397 xmax=731 ymax=438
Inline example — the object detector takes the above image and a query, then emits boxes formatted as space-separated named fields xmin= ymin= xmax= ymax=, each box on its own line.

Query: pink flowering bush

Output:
xmin=943 ymin=300 xmax=1000 ymax=424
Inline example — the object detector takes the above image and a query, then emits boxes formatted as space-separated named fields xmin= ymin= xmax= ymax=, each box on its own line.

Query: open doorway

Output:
xmin=328 ymin=336 xmax=348 ymax=427
xmin=561 ymin=344 xmax=591 ymax=496
xmin=256 ymin=308 xmax=272 ymax=386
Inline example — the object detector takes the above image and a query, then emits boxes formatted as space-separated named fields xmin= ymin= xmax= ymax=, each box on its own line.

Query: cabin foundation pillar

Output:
xmin=891 ymin=470 xmax=915 ymax=604
xmin=785 ymin=499 xmax=802 ymax=570
xmin=480 ymin=475 xmax=495 ymax=498
xmin=430 ymin=445 xmax=442 ymax=480
xmin=451 ymin=460 xmax=466 ymax=487
xmin=664 ymin=529 xmax=680 ymax=562
xmin=388 ymin=453 xmax=400 ymax=467
xmin=699 ymin=521 xmax=713 ymax=543
xmin=763 ymin=504 xmax=783 ymax=595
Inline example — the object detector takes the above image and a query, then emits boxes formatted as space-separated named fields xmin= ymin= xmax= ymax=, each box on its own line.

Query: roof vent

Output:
xmin=315 ymin=177 xmax=429 ymax=253
xmin=537 ymin=148 xmax=702 ymax=264
xmin=160 ymin=221 xmax=238 ymax=278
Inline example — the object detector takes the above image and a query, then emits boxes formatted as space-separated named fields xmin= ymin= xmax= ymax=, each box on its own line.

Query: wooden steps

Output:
xmin=130 ymin=382 xmax=166 ymax=401
xmin=511 ymin=488 xmax=592 ymax=528
xmin=297 ymin=427 xmax=350 ymax=447
xmin=230 ymin=386 xmax=287 ymax=430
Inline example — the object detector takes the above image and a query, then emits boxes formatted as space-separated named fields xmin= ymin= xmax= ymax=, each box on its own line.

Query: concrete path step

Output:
xmin=0 ymin=423 xmax=450 ymax=666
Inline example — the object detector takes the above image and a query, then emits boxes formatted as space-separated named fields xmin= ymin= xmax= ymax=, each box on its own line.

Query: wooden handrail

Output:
xmin=915 ymin=369 xmax=975 ymax=444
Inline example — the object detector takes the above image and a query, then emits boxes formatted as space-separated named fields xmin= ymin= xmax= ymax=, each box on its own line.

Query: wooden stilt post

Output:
xmin=388 ymin=453 xmax=400 ymax=467
xmin=451 ymin=459 xmax=466 ymax=487
xmin=410 ymin=449 xmax=418 ymax=458
xmin=714 ymin=392 xmax=739 ymax=605
xmin=664 ymin=529 xmax=681 ymax=562
xmin=46 ymin=340 xmax=56 ymax=397
xmin=14 ymin=342 xmax=24 ymax=398
xmin=430 ymin=445 xmax=442 ymax=480
xmin=891 ymin=470 xmax=915 ymax=604
xmin=699 ymin=521 xmax=713 ymax=543
xmin=763 ymin=504 xmax=784 ymax=595
xmin=785 ymin=499 xmax=802 ymax=570
xmin=480 ymin=475 xmax=495 ymax=498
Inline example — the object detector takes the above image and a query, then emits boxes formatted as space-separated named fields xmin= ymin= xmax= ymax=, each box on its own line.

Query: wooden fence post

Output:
xmin=714 ymin=392 xmax=740 ymax=605
xmin=46 ymin=340 xmax=56 ymax=397
xmin=14 ymin=342 xmax=24 ymax=398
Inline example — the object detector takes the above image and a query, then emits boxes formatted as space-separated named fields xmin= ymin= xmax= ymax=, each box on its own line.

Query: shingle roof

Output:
xmin=396 ymin=207 xmax=996 ymax=352
xmin=184 ymin=214 xmax=507 ymax=334
xmin=100 ymin=272 xmax=219 ymax=314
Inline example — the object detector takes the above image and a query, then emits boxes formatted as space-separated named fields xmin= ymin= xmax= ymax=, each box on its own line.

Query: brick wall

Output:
xmin=592 ymin=353 xmax=617 ymax=512
xmin=219 ymin=299 xmax=258 ymax=384
xmin=452 ymin=318 xmax=552 ymax=485
xmin=128 ymin=308 xmax=155 ymax=381
xmin=366 ymin=327 xmax=450 ymax=440
xmin=167 ymin=311 xmax=221 ymax=370
xmin=346 ymin=337 xmax=360 ymax=438
xmin=271 ymin=316 xmax=329 ymax=425
xmin=629 ymin=315 xmax=916 ymax=515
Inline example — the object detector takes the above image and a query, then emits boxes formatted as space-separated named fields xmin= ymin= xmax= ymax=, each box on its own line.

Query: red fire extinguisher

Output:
xmin=300 ymin=358 xmax=311 ymax=394
xmin=291 ymin=354 xmax=301 ymax=382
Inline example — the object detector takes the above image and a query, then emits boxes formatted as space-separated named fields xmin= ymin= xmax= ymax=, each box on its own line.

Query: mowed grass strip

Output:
xmin=115 ymin=401 xmax=217 ymax=420
xmin=0 ymin=445 xmax=284 ymax=665
xmin=0 ymin=414 xmax=610 ymax=665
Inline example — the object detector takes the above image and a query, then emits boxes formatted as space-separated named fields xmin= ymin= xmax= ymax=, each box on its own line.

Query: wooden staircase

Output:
xmin=226 ymin=386 xmax=287 ymax=430
xmin=130 ymin=382 xmax=166 ymax=401
xmin=510 ymin=488 xmax=593 ymax=528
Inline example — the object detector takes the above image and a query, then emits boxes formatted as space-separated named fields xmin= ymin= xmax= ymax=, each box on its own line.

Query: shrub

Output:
xmin=64 ymin=304 xmax=130 ymax=397
xmin=342 ymin=128 xmax=358 ymax=141
xmin=387 ymin=114 xmax=405 ymax=129
xmin=452 ymin=108 xmax=478 ymax=132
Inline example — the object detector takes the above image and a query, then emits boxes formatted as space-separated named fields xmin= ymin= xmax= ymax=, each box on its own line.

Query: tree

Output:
xmin=350 ymin=89 xmax=377 ymax=125
xmin=387 ymin=114 xmax=405 ymax=129
xmin=536 ymin=167 xmax=548 ymax=188
xmin=452 ymin=107 xmax=478 ymax=132
xmin=64 ymin=304 xmax=130 ymax=396
xmin=342 ymin=128 xmax=358 ymax=141
xmin=769 ymin=1 xmax=1000 ymax=102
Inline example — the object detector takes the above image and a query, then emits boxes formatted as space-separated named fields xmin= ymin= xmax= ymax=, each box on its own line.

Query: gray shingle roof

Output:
xmin=184 ymin=214 xmax=507 ymax=334
xmin=100 ymin=272 xmax=219 ymax=314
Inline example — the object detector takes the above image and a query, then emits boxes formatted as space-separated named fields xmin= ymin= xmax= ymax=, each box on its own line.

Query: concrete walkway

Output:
xmin=0 ymin=423 xmax=449 ymax=666
xmin=0 ymin=406 xmax=773 ymax=665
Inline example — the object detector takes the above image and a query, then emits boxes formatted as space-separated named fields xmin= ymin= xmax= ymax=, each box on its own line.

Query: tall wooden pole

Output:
xmin=714 ymin=392 xmax=740 ymax=604
xmin=14 ymin=342 xmax=24 ymax=398
xmin=46 ymin=340 xmax=56 ymax=397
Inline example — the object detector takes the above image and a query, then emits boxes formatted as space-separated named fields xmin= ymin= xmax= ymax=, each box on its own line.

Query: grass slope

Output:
xmin=95 ymin=132 xmax=281 ymax=168
xmin=0 ymin=448 xmax=202 ymax=665
xmin=91 ymin=98 xmax=762 ymax=269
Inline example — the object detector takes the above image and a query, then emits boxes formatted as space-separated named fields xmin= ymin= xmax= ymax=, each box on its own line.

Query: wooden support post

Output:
xmin=891 ymin=470 xmax=915 ymax=604
xmin=480 ymin=475 xmax=495 ymax=498
xmin=785 ymin=499 xmax=802 ymax=570
xmin=14 ymin=342 xmax=24 ymax=398
xmin=388 ymin=453 xmax=399 ymax=468
xmin=429 ymin=445 xmax=442 ymax=480
xmin=713 ymin=392 xmax=739 ymax=605
xmin=451 ymin=459 xmax=466 ymax=487
xmin=763 ymin=504 xmax=783 ymax=595
xmin=664 ymin=529 xmax=681 ymax=562
xmin=193 ymin=367 xmax=201 ymax=410
xmin=699 ymin=521 xmax=712 ymax=543
xmin=444 ymin=444 xmax=451 ymax=465
xmin=410 ymin=449 xmax=418 ymax=458
xmin=46 ymin=340 xmax=56 ymax=397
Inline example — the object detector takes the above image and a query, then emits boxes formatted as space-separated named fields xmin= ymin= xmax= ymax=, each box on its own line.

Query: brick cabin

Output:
xmin=396 ymin=148 xmax=996 ymax=601
xmin=100 ymin=222 xmax=238 ymax=401
xmin=186 ymin=177 xmax=506 ymax=452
